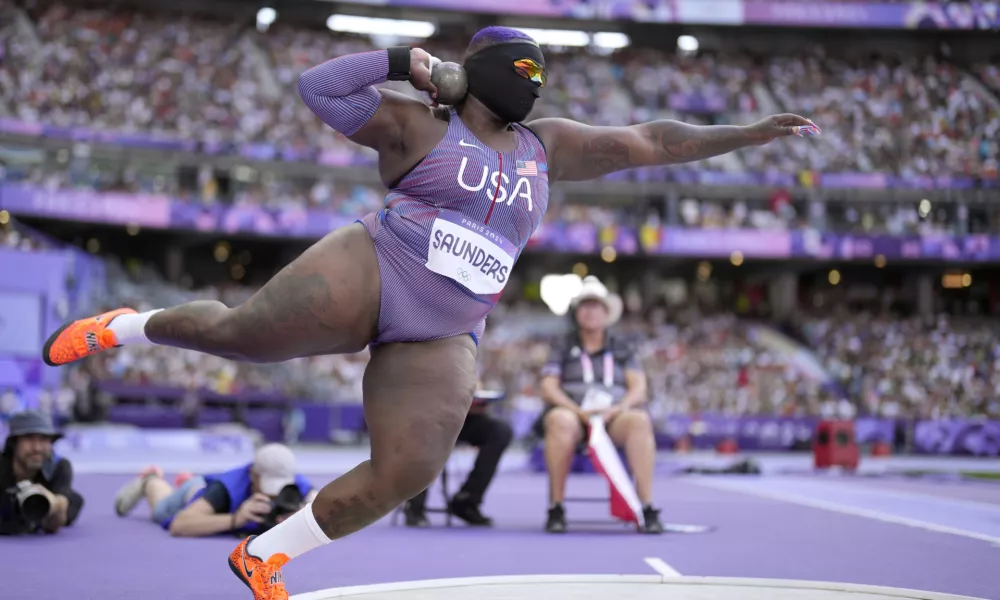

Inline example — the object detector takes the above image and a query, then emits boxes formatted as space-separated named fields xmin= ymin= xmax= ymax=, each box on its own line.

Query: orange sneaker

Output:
xmin=228 ymin=536 xmax=290 ymax=600
xmin=42 ymin=308 xmax=137 ymax=367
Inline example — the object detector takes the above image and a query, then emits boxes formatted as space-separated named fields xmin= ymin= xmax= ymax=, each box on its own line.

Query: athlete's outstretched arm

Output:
xmin=297 ymin=47 xmax=438 ymax=152
xmin=527 ymin=114 xmax=819 ymax=183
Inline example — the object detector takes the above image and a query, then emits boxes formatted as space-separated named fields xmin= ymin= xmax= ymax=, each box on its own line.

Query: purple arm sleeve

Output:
xmin=297 ymin=49 xmax=391 ymax=137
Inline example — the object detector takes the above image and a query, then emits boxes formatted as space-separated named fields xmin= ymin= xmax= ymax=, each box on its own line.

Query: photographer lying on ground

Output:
xmin=0 ymin=411 xmax=84 ymax=535
xmin=114 ymin=443 xmax=316 ymax=537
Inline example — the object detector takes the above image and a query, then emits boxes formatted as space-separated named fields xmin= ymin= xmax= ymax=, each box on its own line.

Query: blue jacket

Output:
xmin=161 ymin=463 xmax=311 ymax=534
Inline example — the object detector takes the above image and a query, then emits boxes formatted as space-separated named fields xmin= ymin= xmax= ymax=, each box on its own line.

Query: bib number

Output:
xmin=425 ymin=212 xmax=516 ymax=295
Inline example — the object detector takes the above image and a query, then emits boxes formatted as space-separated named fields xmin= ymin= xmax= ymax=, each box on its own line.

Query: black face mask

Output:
xmin=463 ymin=42 xmax=546 ymax=124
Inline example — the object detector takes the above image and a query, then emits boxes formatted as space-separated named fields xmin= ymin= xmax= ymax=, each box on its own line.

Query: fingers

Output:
xmin=242 ymin=493 xmax=273 ymax=518
xmin=247 ymin=504 xmax=270 ymax=519
xmin=237 ymin=507 xmax=265 ymax=524
xmin=776 ymin=113 xmax=814 ymax=126
xmin=410 ymin=47 xmax=430 ymax=64
xmin=791 ymin=125 xmax=821 ymax=138
xmin=775 ymin=113 xmax=821 ymax=138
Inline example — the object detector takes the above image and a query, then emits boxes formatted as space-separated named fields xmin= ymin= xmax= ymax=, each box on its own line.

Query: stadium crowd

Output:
xmin=1 ymin=2 xmax=998 ymax=180
xmin=800 ymin=309 xmax=1000 ymax=420
xmin=3 ymin=1 xmax=1000 ymax=430
xmin=3 ymin=2 xmax=998 ymax=240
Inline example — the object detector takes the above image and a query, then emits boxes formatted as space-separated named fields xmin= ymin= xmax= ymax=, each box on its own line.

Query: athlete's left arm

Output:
xmin=527 ymin=114 xmax=818 ymax=183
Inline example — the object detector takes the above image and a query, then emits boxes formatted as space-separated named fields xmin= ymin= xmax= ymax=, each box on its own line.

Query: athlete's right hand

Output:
xmin=409 ymin=48 xmax=439 ymax=101
xmin=234 ymin=492 xmax=272 ymax=528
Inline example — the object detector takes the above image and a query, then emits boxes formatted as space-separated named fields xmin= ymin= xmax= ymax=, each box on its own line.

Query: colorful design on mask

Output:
xmin=513 ymin=58 xmax=547 ymax=87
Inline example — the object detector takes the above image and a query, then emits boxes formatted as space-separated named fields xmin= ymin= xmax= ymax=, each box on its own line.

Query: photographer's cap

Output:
xmin=7 ymin=410 xmax=63 ymax=441
xmin=253 ymin=444 xmax=296 ymax=496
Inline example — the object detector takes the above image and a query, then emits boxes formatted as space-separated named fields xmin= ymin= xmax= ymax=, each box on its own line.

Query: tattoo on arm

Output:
xmin=580 ymin=135 xmax=632 ymax=175
xmin=652 ymin=121 xmax=750 ymax=164
xmin=553 ymin=119 xmax=752 ymax=182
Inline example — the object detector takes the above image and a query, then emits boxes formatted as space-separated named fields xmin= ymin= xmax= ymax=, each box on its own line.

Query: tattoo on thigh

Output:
xmin=256 ymin=273 xmax=336 ymax=333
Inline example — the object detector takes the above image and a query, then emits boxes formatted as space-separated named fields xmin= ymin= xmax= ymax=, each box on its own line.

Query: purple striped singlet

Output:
xmin=360 ymin=108 xmax=549 ymax=345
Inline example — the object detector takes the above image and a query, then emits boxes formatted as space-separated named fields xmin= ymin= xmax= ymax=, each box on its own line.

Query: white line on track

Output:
xmin=644 ymin=557 xmax=682 ymax=577
xmin=692 ymin=479 xmax=1000 ymax=546
xmin=827 ymin=483 xmax=1000 ymax=513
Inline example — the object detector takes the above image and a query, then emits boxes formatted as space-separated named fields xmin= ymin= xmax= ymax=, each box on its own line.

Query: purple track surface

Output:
xmin=3 ymin=472 xmax=999 ymax=600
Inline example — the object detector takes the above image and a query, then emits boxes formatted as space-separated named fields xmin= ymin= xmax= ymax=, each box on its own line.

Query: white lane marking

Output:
xmin=693 ymin=479 xmax=1000 ymax=546
xmin=644 ymin=557 xmax=682 ymax=577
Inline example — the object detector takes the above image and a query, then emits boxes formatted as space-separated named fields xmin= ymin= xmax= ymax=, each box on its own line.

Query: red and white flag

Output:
xmin=586 ymin=416 xmax=644 ymax=527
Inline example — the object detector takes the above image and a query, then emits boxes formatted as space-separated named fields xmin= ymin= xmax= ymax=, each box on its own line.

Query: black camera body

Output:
xmin=14 ymin=481 xmax=51 ymax=523
xmin=260 ymin=485 xmax=303 ymax=532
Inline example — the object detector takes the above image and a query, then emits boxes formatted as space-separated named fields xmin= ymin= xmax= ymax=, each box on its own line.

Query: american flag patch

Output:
xmin=516 ymin=160 xmax=538 ymax=176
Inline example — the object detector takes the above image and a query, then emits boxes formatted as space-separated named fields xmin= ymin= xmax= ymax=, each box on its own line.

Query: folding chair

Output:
xmin=559 ymin=443 xmax=636 ymax=529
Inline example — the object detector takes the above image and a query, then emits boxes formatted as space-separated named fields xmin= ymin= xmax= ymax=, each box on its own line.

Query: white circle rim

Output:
xmin=289 ymin=575 xmax=985 ymax=600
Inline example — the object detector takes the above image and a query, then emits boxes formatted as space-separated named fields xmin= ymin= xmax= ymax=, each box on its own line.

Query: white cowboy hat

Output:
xmin=570 ymin=276 xmax=623 ymax=326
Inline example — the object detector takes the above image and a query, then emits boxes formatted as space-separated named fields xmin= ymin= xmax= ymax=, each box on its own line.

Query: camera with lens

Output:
xmin=13 ymin=481 xmax=51 ymax=523
xmin=260 ymin=485 xmax=303 ymax=531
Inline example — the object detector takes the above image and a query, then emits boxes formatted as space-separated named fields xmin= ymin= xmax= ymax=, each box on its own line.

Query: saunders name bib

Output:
xmin=426 ymin=211 xmax=517 ymax=295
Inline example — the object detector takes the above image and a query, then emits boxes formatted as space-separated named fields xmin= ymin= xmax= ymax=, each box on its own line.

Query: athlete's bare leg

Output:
xmin=145 ymin=224 xmax=380 ymax=360
xmin=43 ymin=223 xmax=381 ymax=368
xmin=310 ymin=334 xmax=478 ymax=537
xmin=230 ymin=334 xmax=478 ymax=600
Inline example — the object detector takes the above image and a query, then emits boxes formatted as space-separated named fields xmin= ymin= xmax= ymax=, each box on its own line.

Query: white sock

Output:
xmin=107 ymin=309 xmax=163 ymax=345
xmin=247 ymin=502 xmax=331 ymax=562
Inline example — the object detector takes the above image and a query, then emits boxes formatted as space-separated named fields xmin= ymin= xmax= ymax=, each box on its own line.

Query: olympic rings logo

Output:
xmin=457 ymin=268 xmax=471 ymax=282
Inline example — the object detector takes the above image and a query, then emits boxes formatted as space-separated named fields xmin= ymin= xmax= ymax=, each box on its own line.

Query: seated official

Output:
xmin=0 ymin=411 xmax=84 ymax=535
xmin=403 ymin=385 xmax=513 ymax=527
xmin=536 ymin=277 xmax=663 ymax=534
xmin=113 ymin=443 xmax=316 ymax=537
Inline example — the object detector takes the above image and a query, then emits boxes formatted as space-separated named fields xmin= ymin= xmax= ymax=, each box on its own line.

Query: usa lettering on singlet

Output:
xmin=426 ymin=210 xmax=518 ymax=295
